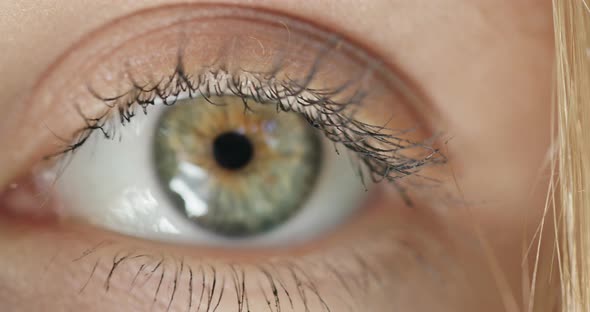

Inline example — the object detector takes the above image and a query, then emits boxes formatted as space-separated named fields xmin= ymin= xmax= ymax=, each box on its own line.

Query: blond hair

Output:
xmin=554 ymin=0 xmax=590 ymax=310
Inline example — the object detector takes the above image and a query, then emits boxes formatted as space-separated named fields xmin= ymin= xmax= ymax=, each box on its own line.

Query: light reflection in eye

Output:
xmin=169 ymin=162 xmax=209 ymax=218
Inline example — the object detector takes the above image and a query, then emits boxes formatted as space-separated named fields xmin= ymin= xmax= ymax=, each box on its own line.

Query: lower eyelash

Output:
xmin=53 ymin=43 xmax=446 ymax=198
xmin=71 ymin=240 xmax=387 ymax=311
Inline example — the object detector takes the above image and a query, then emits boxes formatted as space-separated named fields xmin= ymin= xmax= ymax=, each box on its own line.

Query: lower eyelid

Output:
xmin=0 ymin=190 xmax=435 ymax=311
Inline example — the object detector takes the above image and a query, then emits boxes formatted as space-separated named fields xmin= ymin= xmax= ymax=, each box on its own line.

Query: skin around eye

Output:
xmin=1 ymin=5 xmax=445 ymax=226
xmin=0 ymin=4 xmax=452 ymax=312
xmin=0 ymin=1 xmax=557 ymax=312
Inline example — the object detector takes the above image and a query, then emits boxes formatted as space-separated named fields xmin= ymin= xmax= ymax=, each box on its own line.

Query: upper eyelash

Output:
xmin=54 ymin=42 xmax=446 ymax=197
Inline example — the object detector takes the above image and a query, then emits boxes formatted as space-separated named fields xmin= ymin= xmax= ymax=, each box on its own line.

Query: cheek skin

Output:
xmin=436 ymin=3 xmax=555 ymax=306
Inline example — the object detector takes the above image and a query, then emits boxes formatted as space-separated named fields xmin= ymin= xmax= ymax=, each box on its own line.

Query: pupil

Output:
xmin=213 ymin=132 xmax=254 ymax=170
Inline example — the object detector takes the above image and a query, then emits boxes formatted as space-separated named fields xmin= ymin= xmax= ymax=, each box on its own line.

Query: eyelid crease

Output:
xmin=27 ymin=2 xmax=435 ymax=112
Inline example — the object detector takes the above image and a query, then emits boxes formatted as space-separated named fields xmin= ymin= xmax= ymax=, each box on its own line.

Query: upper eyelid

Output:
xmin=27 ymin=3 xmax=431 ymax=114
xmin=17 ymin=3 xmax=434 ymax=143
xmin=6 ymin=4 xmax=444 ymax=194
xmin=83 ymin=8 xmax=438 ymax=176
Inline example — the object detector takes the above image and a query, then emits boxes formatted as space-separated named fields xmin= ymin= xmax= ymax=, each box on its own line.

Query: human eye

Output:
xmin=0 ymin=4 xmax=447 ymax=311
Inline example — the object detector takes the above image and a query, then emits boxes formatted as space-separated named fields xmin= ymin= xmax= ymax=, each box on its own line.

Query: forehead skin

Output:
xmin=0 ymin=0 xmax=555 ymax=311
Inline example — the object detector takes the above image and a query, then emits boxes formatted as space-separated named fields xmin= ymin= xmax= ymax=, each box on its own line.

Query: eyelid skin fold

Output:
xmin=0 ymin=3 xmax=442 ymax=192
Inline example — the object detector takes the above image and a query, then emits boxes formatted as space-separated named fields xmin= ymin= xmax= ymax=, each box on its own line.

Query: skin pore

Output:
xmin=0 ymin=0 xmax=555 ymax=311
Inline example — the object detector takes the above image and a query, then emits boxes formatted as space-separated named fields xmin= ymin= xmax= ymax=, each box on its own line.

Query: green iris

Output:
xmin=153 ymin=96 xmax=322 ymax=237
